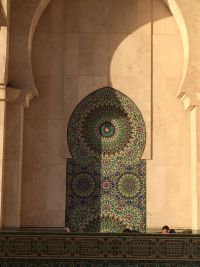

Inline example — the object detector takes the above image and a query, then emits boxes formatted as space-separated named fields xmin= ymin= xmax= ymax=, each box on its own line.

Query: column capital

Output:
xmin=0 ymin=86 xmax=20 ymax=102
xmin=0 ymin=86 xmax=38 ymax=108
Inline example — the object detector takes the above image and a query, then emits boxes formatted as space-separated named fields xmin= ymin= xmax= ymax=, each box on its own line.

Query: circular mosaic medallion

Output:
xmin=67 ymin=87 xmax=146 ymax=163
xmin=80 ymin=106 xmax=133 ymax=157
xmin=72 ymin=173 xmax=95 ymax=197
xmin=118 ymin=174 xmax=141 ymax=198
xmin=99 ymin=121 xmax=115 ymax=138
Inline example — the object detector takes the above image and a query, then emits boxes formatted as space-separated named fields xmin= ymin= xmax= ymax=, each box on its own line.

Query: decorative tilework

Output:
xmin=66 ymin=87 xmax=146 ymax=232
xmin=0 ymin=231 xmax=200 ymax=264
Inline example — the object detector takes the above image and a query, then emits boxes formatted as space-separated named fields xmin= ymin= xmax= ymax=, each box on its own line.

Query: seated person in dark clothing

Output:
xmin=169 ymin=229 xmax=176 ymax=233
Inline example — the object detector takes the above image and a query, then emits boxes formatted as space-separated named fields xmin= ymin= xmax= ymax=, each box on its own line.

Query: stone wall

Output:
xmin=3 ymin=0 xmax=192 ymax=230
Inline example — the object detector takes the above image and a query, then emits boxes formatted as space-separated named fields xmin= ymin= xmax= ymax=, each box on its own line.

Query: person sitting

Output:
xmin=161 ymin=225 xmax=169 ymax=234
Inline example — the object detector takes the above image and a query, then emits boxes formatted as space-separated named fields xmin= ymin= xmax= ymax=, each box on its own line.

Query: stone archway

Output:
xmin=30 ymin=0 xmax=189 ymax=102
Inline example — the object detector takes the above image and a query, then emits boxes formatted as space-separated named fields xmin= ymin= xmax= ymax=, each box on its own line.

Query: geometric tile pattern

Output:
xmin=0 ymin=231 xmax=200 ymax=264
xmin=66 ymin=87 xmax=146 ymax=232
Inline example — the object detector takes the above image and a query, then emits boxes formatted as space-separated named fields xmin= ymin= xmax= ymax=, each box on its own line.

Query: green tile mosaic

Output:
xmin=66 ymin=87 xmax=146 ymax=232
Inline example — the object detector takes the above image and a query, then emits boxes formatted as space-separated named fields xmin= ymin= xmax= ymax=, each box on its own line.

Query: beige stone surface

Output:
xmin=64 ymin=34 xmax=79 ymax=75
xmin=153 ymin=0 xmax=179 ymax=34
xmin=145 ymin=0 xmax=192 ymax=230
xmin=153 ymin=35 xmax=183 ymax=78
xmin=0 ymin=0 xmax=8 ymax=227
xmin=46 ymin=165 xmax=66 ymax=210
xmin=191 ymin=107 xmax=200 ymax=230
xmin=51 ymin=0 xmax=65 ymax=33
xmin=49 ymin=77 xmax=64 ymax=120
xmin=21 ymin=164 xmax=48 ymax=211
xmin=3 ymin=103 xmax=24 ymax=226
xmin=4 ymin=104 xmax=21 ymax=161
xmin=0 ymin=27 xmax=7 ymax=83
xmin=31 ymin=34 xmax=51 ymax=77
xmin=47 ymin=120 xmax=66 ymax=164
xmin=21 ymin=208 xmax=65 ymax=226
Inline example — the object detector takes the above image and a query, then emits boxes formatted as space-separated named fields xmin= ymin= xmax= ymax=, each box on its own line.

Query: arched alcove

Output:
xmin=19 ymin=0 xmax=191 ymax=231
xmin=66 ymin=87 xmax=146 ymax=232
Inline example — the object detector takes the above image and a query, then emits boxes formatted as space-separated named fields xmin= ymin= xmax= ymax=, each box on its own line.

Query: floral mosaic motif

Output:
xmin=66 ymin=87 xmax=146 ymax=232
xmin=100 ymin=161 xmax=146 ymax=232
xmin=118 ymin=174 xmax=141 ymax=198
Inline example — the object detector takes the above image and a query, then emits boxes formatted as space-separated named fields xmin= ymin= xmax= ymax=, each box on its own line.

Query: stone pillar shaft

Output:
xmin=191 ymin=107 xmax=200 ymax=231
xmin=0 ymin=89 xmax=6 ymax=226
xmin=0 ymin=0 xmax=8 ymax=226
xmin=3 ymin=102 xmax=24 ymax=226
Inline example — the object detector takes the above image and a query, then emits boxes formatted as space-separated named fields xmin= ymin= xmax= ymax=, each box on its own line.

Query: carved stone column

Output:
xmin=1 ymin=0 xmax=51 ymax=226
xmin=0 ymin=0 xmax=8 ymax=226
xmin=3 ymin=91 xmax=22 ymax=227
xmin=0 ymin=87 xmax=6 ymax=226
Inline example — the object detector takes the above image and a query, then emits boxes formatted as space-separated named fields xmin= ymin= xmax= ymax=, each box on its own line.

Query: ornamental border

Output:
xmin=0 ymin=232 xmax=200 ymax=261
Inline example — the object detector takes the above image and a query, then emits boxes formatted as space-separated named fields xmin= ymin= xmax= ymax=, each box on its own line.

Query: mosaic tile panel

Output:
xmin=66 ymin=87 xmax=146 ymax=232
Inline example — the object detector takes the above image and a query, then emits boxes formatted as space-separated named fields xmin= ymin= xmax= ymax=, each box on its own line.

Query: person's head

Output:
xmin=161 ymin=225 xmax=169 ymax=234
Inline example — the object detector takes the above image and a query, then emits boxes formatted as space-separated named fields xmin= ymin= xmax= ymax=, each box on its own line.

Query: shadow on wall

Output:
xmin=66 ymin=87 xmax=146 ymax=232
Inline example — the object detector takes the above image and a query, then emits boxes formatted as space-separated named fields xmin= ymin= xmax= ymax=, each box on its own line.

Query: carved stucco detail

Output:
xmin=24 ymin=0 xmax=51 ymax=107
xmin=8 ymin=0 xmax=50 ymax=107
xmin=165 ymin=0 xmax=200 ymax=110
